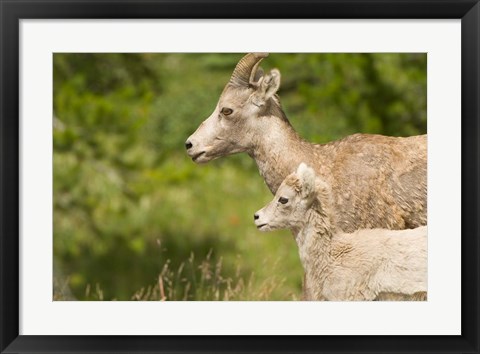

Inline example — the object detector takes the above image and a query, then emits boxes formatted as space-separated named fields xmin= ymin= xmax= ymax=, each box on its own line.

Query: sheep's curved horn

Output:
xmin=229 ymin=52 xmax=269 ymax=87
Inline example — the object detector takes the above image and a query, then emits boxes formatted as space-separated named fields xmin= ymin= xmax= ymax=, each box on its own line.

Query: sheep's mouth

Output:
xmin=192 ymin=151 xmax=206 ymax=162
xmin=256 ymin=223 xmax=267 ymax=230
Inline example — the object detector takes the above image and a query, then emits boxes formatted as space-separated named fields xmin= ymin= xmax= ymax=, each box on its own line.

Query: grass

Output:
xmin=54 ymin=247 xmax=301 ymax=301
xmin=131 ymin=249 xmax=298 ymax=301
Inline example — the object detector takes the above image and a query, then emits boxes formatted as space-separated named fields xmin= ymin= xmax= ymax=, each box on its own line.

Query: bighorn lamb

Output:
xmin=254 ymin=163 xmax=428 ymax=301
xmin=186 ymin=53 xmax=427 ymax=232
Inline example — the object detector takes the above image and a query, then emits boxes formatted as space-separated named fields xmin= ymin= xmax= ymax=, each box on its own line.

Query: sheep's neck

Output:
xmin=249 ymin=117 xmax=324 ymax=194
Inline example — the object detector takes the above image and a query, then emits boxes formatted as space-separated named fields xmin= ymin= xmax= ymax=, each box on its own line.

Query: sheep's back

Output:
xmin=318 ymin=133 xmax=427 ymax=232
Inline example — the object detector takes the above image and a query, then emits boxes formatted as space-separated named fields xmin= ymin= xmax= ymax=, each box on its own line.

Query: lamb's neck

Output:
xmin=295 ymin=200 xmax=334 ymax=272
xmin=249 ymin=117 xmax=321 ymax=194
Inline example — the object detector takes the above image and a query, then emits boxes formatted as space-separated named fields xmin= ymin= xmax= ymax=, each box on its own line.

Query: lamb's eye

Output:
xmin=221 ymin=107 xmax=233 ymax=116
xmin=278 ymin=197 xmax=289 ymax=204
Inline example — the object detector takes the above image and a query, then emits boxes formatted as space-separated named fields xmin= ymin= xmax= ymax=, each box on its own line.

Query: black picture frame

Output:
xmin=1 ymin=1 xmax=479 ymax=353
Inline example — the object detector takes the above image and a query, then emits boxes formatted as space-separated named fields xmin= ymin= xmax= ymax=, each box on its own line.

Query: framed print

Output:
xmin=1 ymin=0 xmax=479 ymax=353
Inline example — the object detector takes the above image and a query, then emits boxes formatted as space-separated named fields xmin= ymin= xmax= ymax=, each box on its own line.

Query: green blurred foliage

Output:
xmin=53 ymin=53 xmax=426 ymax=300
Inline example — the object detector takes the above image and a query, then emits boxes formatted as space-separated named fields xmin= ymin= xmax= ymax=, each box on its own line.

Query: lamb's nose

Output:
xmin=254 ymin=213 xmax=259 ymax=220
xmin=185 ymin=141 xmax=193 ymax=150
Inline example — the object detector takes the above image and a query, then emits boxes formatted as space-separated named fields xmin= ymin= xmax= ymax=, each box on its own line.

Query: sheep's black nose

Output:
xmin=185 ymin=141 xmax=193 ymax=150
xmin=254 ymin=213 xmax=259 ymax=220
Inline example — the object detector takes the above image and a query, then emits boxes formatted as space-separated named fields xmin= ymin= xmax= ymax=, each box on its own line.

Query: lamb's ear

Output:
xmin=252 ymin=69 xmax=281 ymax=106
xmin=297 ymin=163 xmax=316 ymax=199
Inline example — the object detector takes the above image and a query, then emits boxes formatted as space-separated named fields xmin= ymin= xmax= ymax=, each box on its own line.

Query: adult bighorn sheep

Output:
xmin=254 ymin=163 xmax=427 ymax=301
xmin=186 ymin=53 xmax=427 ymax=232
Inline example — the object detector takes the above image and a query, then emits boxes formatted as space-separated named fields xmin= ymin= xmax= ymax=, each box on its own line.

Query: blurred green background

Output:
xmin=53 ymin=53 xmax=427 ymax=301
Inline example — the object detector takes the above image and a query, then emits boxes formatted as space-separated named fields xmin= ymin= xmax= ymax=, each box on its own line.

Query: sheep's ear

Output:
xmin=297 ymin=163 xmax=316 ymax=199
xmin=261 ymin=69 xmax=281 ymax=99
xmin=252 ymin=69 xmax=281 ymax=106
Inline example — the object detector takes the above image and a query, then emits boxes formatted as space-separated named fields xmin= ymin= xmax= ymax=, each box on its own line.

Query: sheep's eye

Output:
xmin=221 ymin=107 xmax=233 ymax=116
xmin=278 ymin=197 xmax=289 ymax=204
